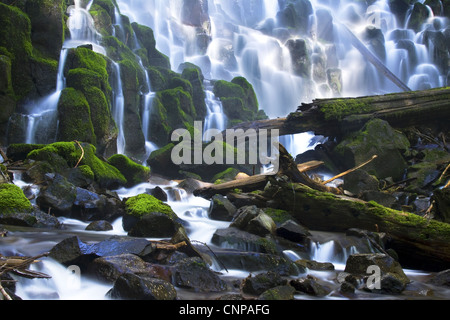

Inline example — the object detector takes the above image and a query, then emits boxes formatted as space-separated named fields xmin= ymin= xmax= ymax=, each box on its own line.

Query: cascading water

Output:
xmin=3 ymin=0 xmax=450 ymax=301
xmin=22 ymin=0 xmax=106 ymax=145
xmin=116 ymin=0 xmax=448 ymax=159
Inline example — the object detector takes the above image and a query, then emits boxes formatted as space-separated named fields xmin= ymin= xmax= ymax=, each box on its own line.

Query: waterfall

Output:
xmin=111 ymin=62 xmax=126 ymax=155
xmin=115 ymin=0 xmax=448 ymax=160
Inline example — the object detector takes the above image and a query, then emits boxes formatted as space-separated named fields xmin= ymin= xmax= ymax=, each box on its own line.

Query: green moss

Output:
xmin=263 ymin=208 xmax=293 ymax=225
xmin=78 ymin=164 xmax=95 ymax=181
xmin=0 ymin=183 xmax=33 ymax=214
xmin=125 ymin=194 xmax=175 ymax=218
xmin=231 ymin=76 xmax=259 ymax=113
xmin=213 ymin=80 xmax=245 ymax=100
xmin=89 ymin=3 xmax=113 ymax=36
xmin=108 ymin=154 xmax=150 ymax=187
xmin=27 ymin=142 xmax=127 ymax=189
xmin=7 ymin=143 xmax=45 ymax=161
xmin=0 ymin=3 xmax=34 ymax=99
xmin=57 ymin=88 xmax=97 ymax=144
xmin=67 ymin=68 xmax=103 ymax=92
xmin=320 ymin=97 xmax=373 ymax=121
xmin=66 ymin=47 xmax=112 ymax=96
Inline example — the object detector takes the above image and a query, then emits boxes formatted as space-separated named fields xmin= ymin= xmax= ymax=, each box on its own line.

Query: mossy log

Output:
xmin=267 ymin=177 xmax=450 ymax=271
xmin=230 ymin=87 xmax=450 ymax=138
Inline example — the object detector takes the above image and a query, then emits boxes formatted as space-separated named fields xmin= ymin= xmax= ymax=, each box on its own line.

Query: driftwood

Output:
xmin=0 ymin=252 xmax=51 ymax=300
xmin=229 ymin=87 xmax=450 ymax=138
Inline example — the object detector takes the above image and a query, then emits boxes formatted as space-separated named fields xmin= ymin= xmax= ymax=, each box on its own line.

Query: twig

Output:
xmin=322 ymin=155 xmax=378 ymax=185
xmin=0 ymin=283 xmax=12 ymax=300
xmin=73 ymin=140 xmax=85 ymax=168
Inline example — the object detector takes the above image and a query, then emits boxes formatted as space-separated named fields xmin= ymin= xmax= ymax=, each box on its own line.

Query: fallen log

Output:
xmin=230 ymin=87 xmax=450 ymax=138
xmin=265 ymin=177 xmax=450 ymax=271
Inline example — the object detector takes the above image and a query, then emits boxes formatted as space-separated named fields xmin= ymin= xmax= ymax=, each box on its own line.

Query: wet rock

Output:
xmin=276 ymin=219 xmax=311 ymax=243
xmin=145 ymin=186 xmax=168 ymax=202
xmin=214 ymin=249 xmax=298 ymax=275
xmin=122 ymin=194 xmax=184 ymax=238
xmin=334 ymin=119 xmax=410 ymax=181
xmin=108 ymin=272 xmax=177 ymax=300
xmin=258 ymin=285 xmax=296 ymax=300
xmin=209 ymin=194 xmax=237 ymax=221
xmin=231 ymin=205 xmax=276 ymax=237
xmin=285 ymin=38 xmax=311 ymax=79
xmin=427 ymin=269 xmax=450 ymax=287
xmin=294 ymin=259 xmax=335 ymax=271
xmin=344 ymin=253 xmax=410 ymax=292
xmin=433 ymin=188 xmax=450 ymax=223
xmin=49 ymin=236 xmax=154 ymax=269
xmin=339 ymin=281 xmax=356 ymax=294
xmin=36 ymin=174 xmax=77 ymax=215
xmin=85 ymin=220 xmax=113 ymax=231
xmin=290 ymin=275 xmax=332 ymax=297
xmin=343 ymin=169 xmax=380 ymax=196
xmin=212 ymin=227 xmax=276 ymax=253
xmin=241 ymin=271 xmax=286 ymax=296
xmin=364 ymin=273 xmax=407 ymax=294
xmin=91 ymin=253 xmax=153 ymax=282
xmin=172 ymin=257 xmax=227 ymax=292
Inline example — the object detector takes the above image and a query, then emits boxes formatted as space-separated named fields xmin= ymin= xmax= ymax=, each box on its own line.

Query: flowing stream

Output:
xmin=2 ymin=0 xmax=450 ymax=300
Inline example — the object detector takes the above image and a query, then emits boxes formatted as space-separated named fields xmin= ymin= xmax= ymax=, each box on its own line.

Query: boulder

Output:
xmin=427 ymin=269 xmax=450 ymax=288
xmin=36 ymin=174 xmax=77 ymax=216
xmin=434 ymin=188 xmax=450 ymax=223
xmin=122 ymin=194 xmax=184 ymax=238
xmin=209 ymin=194 xmax=237 ymax=221
xmin=334 ymin=119 xmax=410 ymax=181
xmin=231 ymin=205 xmax=277 ymax=237
xmin=172 ymin=257 xmax=228 ymax=292
xmin=344 ymin=253 xmax=410 ymax=293
xmin=85 ymin=220 xmax=113 ymax=232
xmin=258 ymin=285 xmax=296 ymax=300
xmin=108 ymin=272 xmax=177 ymax=300
xmin=289 ymin=275 xmax=332 ymax=297
xmin=241 ymin=271 xmax=286 ymax=296
xmin=276 ymin=219 xmax=311 ymax=243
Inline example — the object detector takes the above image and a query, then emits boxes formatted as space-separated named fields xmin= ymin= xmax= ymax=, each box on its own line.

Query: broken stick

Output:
xmin=322 ymin=155 xmax=378 ymax=185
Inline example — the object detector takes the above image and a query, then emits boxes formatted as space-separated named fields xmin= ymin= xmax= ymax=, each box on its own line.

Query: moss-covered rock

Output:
xmin=0 ymin=3 xmax=34 ymax=100
xmin=123 ymin=193 xmax=182 ymax=238
xmin=181 ymin=66 xmax=207 ymax=120
xmin=334 ymin=119 xmax=410 ymax=181
xmin=108 ymin=154 xmax=150 ymax=187
xmin=131 ymin=22 xmax=171 ymax=69
xmin=0 ymin=183 xmax=33 ymax=214
xmin=26 ymin=141 xmax=127 ymax=189
xmin=57 ymin=87 xmax=97 ymax=145
xmin=213 ymin=78 xmax=259 ymax=125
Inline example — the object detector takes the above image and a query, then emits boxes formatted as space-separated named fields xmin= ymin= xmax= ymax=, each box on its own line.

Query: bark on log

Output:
xmin=230 ymin=87 xmax=450 ymax=138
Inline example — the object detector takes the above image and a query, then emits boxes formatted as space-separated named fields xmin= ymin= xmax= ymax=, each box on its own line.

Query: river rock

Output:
xmin=85 ymin=220 xmax=113 ymax=231
xmin=258 ymin=285 xmax=296 ymax=300
xmin=427 ymin=269 xmax=450 ymax=287
xmin=108 ymin=272 xmax=177 ymax=300
xmin=290 ymin=275 xmax=332 ymax=297
xmin=49 ymin=236 xmax=154 ymax=269
xmin=209 ymin=194 xmax=237 ymax=221
xmin=231 ymin=205 xmax=276 ymax=237
xmin=294 ymin=259 xmax=335 ymax=271
xmin=276 ymin=219 xmax=311 ymax=243
xmin=172 ymin=257 xmax=228 ymax=292
xmin=241 ymin=271 xmax=286 ymax=296
xmin=344 ymin=253 xmax=410 ymax=293
xmin=333 ymin=119 xmax=410 ymax=181
xmin=212 ymin=227 xmax=275 ymax=253
xmin=36 ymin=173 xmax=77 ymax=216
